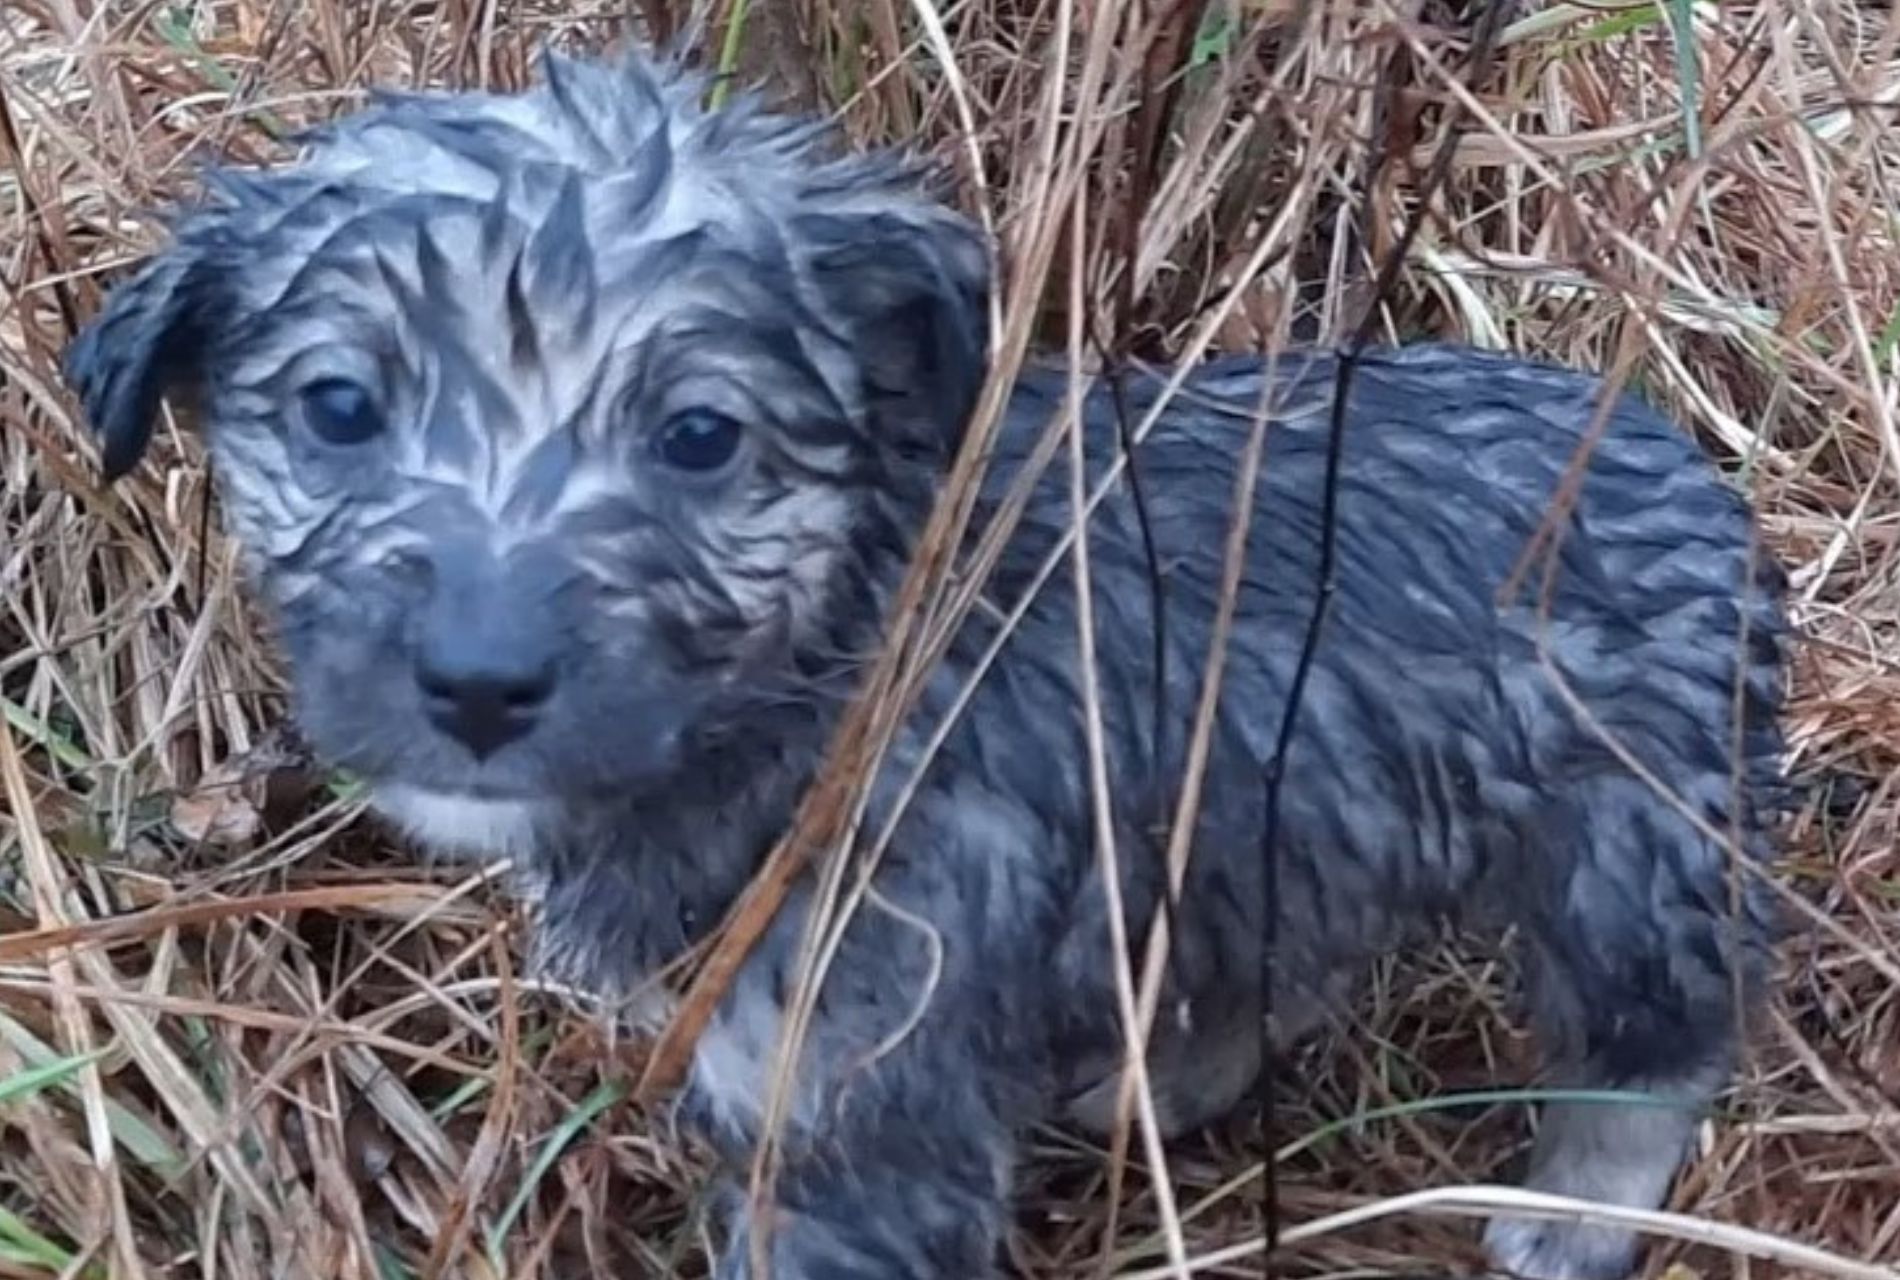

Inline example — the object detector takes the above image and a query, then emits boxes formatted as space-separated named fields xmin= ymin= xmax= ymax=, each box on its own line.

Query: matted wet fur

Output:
xmin=65 ymin=46 xmax=1791 ymax=1280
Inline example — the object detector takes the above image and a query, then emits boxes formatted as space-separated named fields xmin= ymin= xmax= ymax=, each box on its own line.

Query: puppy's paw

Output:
xmin=1482 ymin=1216 xmax=1640 ymax=1280
xmin=1482 ymin=1093 xmax=1703 ymax=1280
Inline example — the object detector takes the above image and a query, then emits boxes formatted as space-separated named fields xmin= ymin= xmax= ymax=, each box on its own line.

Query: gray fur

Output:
xmin=65 ymin=47 xmax=1790 ymax=1280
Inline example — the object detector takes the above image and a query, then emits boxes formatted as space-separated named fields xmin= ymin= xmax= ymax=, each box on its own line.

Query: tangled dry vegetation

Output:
xmin=2 ymin=0 xmax=1898 ymax=1276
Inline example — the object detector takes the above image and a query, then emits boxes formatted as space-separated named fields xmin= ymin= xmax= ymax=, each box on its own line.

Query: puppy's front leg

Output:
xmin=693 ymin=803 xmax=1056 ymax=1279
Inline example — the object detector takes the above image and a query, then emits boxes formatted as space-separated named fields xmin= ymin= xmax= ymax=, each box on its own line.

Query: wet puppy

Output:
xmin=66 ymin=47 xmax=1790 ymax=1280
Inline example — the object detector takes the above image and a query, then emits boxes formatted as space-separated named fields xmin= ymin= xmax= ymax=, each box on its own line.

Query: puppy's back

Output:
xmin=947 ymin=341 xmax=1787 ymax=913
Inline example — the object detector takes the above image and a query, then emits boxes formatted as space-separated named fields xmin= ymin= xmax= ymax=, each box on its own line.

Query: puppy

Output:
xmin=65 ymin=47 xmax=1790 ymax=1279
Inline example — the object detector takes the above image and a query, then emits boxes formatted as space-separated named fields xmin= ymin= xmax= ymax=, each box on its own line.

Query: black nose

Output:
xmin=409 ymin=541 xmax=566 ymax=758
xmin=416 ymin=658 xmax=554 ymax=758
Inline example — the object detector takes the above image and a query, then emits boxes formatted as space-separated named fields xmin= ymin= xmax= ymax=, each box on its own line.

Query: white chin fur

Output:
xmin=371 ymin=784 xmax=546 ymax=860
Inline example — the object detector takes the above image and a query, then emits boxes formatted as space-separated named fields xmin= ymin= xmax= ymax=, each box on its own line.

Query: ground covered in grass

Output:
xmin=2 ymin=0 xmax=1897 ymax=1277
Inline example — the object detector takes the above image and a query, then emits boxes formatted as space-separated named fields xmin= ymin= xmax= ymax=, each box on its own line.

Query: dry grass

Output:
xmin=2 ymin=0 xmax=1898 ymax=1277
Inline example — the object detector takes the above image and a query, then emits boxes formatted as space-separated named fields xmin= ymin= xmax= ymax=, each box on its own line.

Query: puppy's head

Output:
xmin=66 ymin=49 xmax=990 ymax=819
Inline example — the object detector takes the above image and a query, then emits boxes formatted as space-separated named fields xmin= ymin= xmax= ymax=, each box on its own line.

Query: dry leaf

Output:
xmin=169 ymin=762 xmax=266 ymax=846
xmin=168 ymin=726 xmax=317 ymax=847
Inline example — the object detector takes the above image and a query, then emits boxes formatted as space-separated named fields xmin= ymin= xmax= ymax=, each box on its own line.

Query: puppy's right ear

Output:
xmin=64 ymin=237 xmax=223 ymax=483
xmin=799 ymin=202 xmax=993 ymax=464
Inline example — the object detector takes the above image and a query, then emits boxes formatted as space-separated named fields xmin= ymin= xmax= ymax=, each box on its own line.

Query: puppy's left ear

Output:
xmin=64 ymin=235 xmax=225 ymax=483
xmin=800 ymin=201 xmax=992 ymax=460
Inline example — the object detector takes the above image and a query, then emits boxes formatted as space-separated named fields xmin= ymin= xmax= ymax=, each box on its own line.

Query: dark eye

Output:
xmin=298 ymin=378 xmax=384 ymax=445
xmin=656 ymin=410 xmax=744 ymax=473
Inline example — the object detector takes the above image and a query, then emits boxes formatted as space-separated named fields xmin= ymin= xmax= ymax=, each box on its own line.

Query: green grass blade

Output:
xmin=484 ymin=1078 xmax=629 ymax=1269
xmin=0 ymin=1049 xmax=107 ymax=1106
xmin=0 ymin=1014 xmax=188 ymax=1176
xmin=0 ymin=1206 xmax=77 ymax=1271
xmin=1274 ymin=1085 xmax=1700 ymax=1163
xmin=0 ymin=698 xmax=94 ymax=773
xmin=1576 ymin=2 xmax=1664 ymax=43
xmin=1662 ymin=0 xmax=1704 ymax=158
xmin=153 ymin=6 xmax=290 ymax=139
xmin=709 ymin=0 xmax=755 ymax=111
